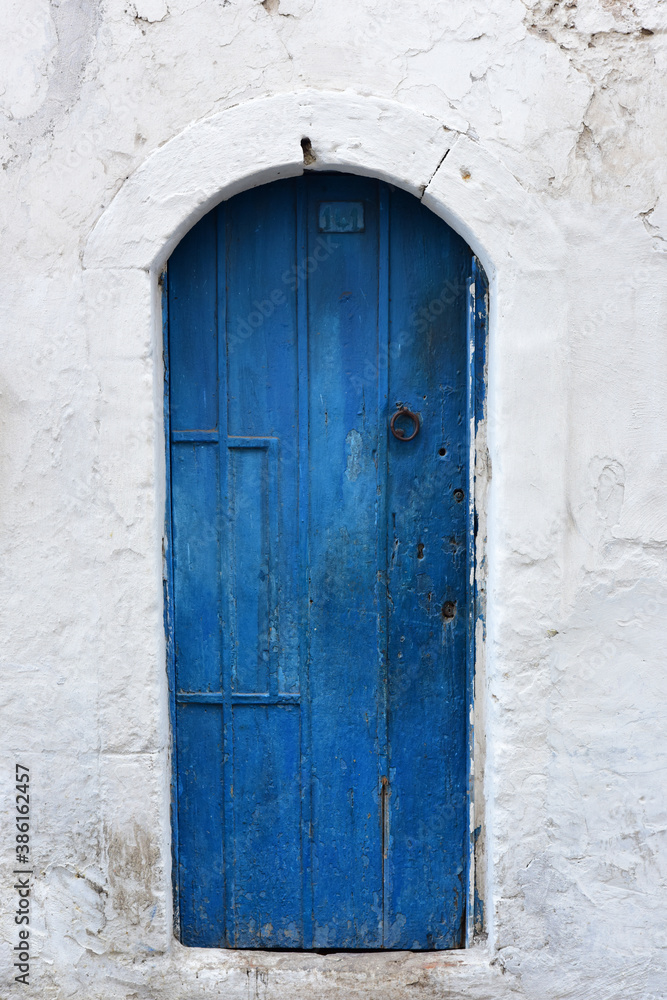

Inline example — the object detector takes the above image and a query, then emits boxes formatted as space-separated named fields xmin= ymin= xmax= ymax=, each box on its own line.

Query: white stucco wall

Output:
xmin=1 ymin=1 xmax=666 ymax=998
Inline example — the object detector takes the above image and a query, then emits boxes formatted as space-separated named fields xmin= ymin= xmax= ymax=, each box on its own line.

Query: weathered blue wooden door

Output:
xmin=166 ymin=173 xmax=476 ymax=950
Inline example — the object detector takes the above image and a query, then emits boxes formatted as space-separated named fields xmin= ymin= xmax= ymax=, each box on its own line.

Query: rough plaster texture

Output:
xmin=1 ymin=1 xmax=666 ymax=998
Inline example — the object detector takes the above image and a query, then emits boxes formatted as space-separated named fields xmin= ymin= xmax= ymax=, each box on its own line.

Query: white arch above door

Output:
xmin=83 ymin=89 xmax=564 ymax=280
xmin=80 ymin=89 xmax=570 ymax=964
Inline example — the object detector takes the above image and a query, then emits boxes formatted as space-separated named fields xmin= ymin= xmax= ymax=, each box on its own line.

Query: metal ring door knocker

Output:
xmin=390 ymin=407 xmax=420 ymax=441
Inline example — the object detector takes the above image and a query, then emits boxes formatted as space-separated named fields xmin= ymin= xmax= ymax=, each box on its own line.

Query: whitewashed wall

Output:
xmin=1 ymin=1 xmax=666 ymax=998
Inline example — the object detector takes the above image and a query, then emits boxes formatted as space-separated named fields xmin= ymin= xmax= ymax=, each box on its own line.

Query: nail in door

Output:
xmin=167 ymin=174 xmax=471 ymax=950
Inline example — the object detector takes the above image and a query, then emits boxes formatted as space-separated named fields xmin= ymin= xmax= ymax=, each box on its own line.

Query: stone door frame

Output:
xmin=83 ymin=89 xmax=567 ymax=995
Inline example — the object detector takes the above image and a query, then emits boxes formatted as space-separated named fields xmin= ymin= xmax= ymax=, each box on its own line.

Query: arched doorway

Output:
xmin=164 ymin=172 xmax=486 ymax=949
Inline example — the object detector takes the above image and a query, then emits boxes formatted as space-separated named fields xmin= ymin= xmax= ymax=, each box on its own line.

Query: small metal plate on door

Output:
xmin=318 ymin=201 xmax=365 ymax=233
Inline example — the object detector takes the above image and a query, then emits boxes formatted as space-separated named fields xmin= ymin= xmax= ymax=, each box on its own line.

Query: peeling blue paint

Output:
xmin=164 ymin=174 xmax=488 ymax=950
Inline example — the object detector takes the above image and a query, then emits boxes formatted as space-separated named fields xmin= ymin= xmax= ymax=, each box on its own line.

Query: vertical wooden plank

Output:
xmin=231 ymin=706 xmax=302 ymax=947
xmin=175 ymin=704 xmax=225 ymax=945
xmin=171 ymin=444 xmax=221 ymax=693
xmin=226 ymin=181 xmax=300 ymax=694
xmin=296 ymin=179 xmax=314 ymax=948
xmin=168 ymin=213 xmax=218 ymax=431
xmin=470 ymin=256 xmax=488 ymax=943
xmin=162 ymin=269 xmax=180 ymax=936
xmin=306 ymin=174 xmax=383 ymax=948
xmin=226 ymin=181 xmax=298 ymax=438
xmin=465 ymin=258 xmax=476 ymax=947
xmin=218 ymin=202 xmax=235 ymax=945
xmin=167 ymin=211 xmax=226 ymax=946
xmin=228 ymin=446 xmax=270 ymax=694
xmin=169 ymin=213 xmax=221 ymax=694
xmin=377 ymin=184 xmax=391 ymax=946
xmin=384 ymin=186 xmax=470 ymax=949
xmin=221 ymin=185 xmax=304 ymax=946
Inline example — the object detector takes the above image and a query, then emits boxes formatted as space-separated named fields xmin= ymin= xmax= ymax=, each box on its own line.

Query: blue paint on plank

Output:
xmin=465 ymin=256 xmax=488 ymax=941
xmin=168 ymin=212 xmax=218 ymax=431
xmin=295 ymin=179 xmax=314 ymax=947
xmin=228 ymin=445 xmax=271 ymax=694
xmin=384 ymin=187 xmax=470 ymax=949
xmin=225 ymin=183 xmax=301 ymax=696
xmin=377 ymin=183 xmax=391 ymax=946
xmin=231 ymin=705 xmax=302 ymax=947
xmin=162 ymin=269 xmax=180 ymax=935
xmin=165 ymin=174 xmax=487 ymax=950
xmin=175 ymin=703 xmax=225 ymax=945
xmin=220 ymin=183 xmax=306 ymax=944
xmin=171 ymin=444 xmax=221 ymax=693
xmin=306 ymin=174 xmax=384 ymax=949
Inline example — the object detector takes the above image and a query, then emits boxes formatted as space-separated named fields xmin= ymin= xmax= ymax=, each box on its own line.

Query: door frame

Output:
xmin=161 ymin=185 xmax=489 ymax=948
xmin=83 ymin=89 xmax=567 ymax=966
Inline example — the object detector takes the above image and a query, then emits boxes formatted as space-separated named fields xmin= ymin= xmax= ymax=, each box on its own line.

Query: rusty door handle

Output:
xmin=390 ymin=407 xmax=420 ymax=441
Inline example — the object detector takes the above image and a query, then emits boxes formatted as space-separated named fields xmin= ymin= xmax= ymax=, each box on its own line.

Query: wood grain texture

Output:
xmin=167 ymin=174 xmax=473 ymax=949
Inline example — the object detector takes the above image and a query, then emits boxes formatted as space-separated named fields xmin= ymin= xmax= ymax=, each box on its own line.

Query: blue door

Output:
xmin=165 ymin=173 xmax=479 ymax=950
